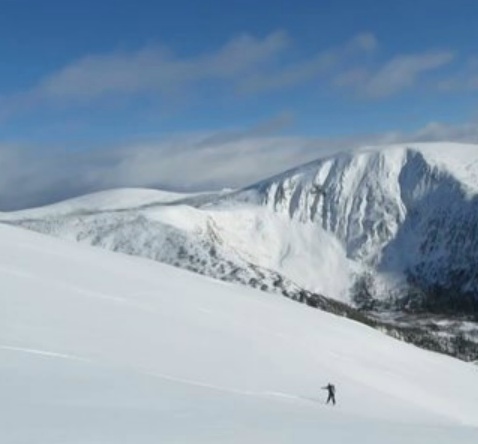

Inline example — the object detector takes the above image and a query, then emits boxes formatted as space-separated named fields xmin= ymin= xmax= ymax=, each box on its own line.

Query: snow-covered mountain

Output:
xmin=1 ymin=188 xmax=356 ymax=303
xmin=2 ymin=223 xmax=478 ymax=443
xmin=4 ymin=142 xmax=478 ymax=360
xmin=3 ymin=142 xmax=477 ymax=312
xmin=227 ymin=142 xmax=478 ymax=310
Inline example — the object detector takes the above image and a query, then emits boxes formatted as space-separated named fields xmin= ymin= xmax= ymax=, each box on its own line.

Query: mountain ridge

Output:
xmin=224 ymin=143 xmax=478 ymax=303
xmin=2 ymin=142 xmax=478 ymax=359
xmin=3 ymin=142 xmax=478 ymax=305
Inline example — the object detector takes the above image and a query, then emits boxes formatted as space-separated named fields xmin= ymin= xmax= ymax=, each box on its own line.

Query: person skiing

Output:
xmin=322 ymin=383 xmax=336 ymax=405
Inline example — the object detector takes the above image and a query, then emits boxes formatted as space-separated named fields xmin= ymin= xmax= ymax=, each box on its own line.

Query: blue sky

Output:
xmin=1 ymin=0 xmax=478 ymax=208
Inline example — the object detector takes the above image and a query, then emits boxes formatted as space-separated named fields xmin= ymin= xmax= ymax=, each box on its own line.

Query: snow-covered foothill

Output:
xmin=1 ymin=191 xmax=356 ymax=301
xmin=1 ymin=223 xmax=478 ymax=443
xmin=0 ymin=188 xmax=190 ymax=220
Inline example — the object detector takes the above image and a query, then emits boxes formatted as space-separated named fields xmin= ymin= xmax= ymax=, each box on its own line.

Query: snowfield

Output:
xmin=1 ymin=223 xmax=478 ymax=443
xmin=0 ymin=188 xmax=191 ymax=219
xmin=3 ymin=142 xmax=478 ymax=308
xmin=1 ymin=191 xmax=356 ymax=301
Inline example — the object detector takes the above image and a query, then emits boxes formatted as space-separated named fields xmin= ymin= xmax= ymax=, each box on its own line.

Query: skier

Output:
xmin=322 ymin=383 xmax=336 ymax=405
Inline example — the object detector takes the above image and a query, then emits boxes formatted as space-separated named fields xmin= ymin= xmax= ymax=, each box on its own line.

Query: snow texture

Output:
xmin=229 ymin=142 xmax=478 ymax=299
xmin=1 ymin=223 xmax=478 ymax=443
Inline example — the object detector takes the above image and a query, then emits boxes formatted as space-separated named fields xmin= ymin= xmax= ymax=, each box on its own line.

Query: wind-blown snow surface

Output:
xmin=1 ymin=224 xmax=478 ymax=443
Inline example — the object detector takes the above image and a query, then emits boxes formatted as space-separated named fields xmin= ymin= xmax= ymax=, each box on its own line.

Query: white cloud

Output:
xmin=2 ymin=118 xmax=478 ymax=211
xmin=36 ymin=30 xmax=378 ymax=102
xmin=0 ymin=30 xmax=458 ymax=119
xmin=337 ymin=51 xmax=455 ymax=98
xmin=363 ymin=51 xmax=454 ymax=98
xmin=407 ymin=120 xmax=478 ymax=142
xmin=0 ymin=31 xmax=384 ymax=115
xmin=239 ymin=32 xmax=378 ymax=94
xmin=4 ymin=31 xmax=290 ymax=110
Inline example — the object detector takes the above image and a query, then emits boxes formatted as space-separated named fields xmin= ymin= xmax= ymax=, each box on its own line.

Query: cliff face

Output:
xmin=229 ymin=143 xmax=478 ymax=306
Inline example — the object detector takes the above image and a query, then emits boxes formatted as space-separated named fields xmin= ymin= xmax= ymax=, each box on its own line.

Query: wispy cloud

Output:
xmin=1 ymin=31 xmax=290 ymax=114
xmin=0 ymin=30 xmax=460 ymax=120
xmin=239 ymin=32 xmax=378 ymax=93
xmin=335 ymin=51 xmax=455 ymax=98
xmin=2 ymin=117 xmax=478 ymax=211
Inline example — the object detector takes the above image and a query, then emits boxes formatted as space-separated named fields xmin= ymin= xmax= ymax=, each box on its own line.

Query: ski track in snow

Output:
xmin=142 ymin=370 xmax=323 ymax=406
xmin=1 ymin=344 xmax=320 ymax=407
xmin=0 ymin=345 xmax=91 ymax=363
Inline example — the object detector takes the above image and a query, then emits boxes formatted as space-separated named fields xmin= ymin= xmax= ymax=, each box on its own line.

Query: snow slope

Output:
xmin=1 ymin=223 xmax=478 ymax=443
xmin=230 ymin=142 xmax=478 ymax=300
xmin=2 ymin=142 xmax=478 ymax=308
xmin=0 ymin=188 xmax=190 ymax=219
xmin=232 ymin=143 xmax=478 ymax=259
xmin=2 ymin=192 xmax=354 ymax=301
xmin=147 ymin=203 xmax=355 ymax=298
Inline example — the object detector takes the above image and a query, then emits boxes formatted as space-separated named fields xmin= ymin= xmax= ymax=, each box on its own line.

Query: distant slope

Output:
xmin=2 ymin=190 xmax=356 ymax=301
xmin=0 ymin=188 xmax=192 ymax=219
xmin=226 ymin=143 xmax=478 ymax=308
xmin=2 ymin=142 xmax=478 ymax=313
xmin=231 ymin=143 xmax=478 ymax=260
xmin=1 ymin=223 xmax=478 ymax=443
